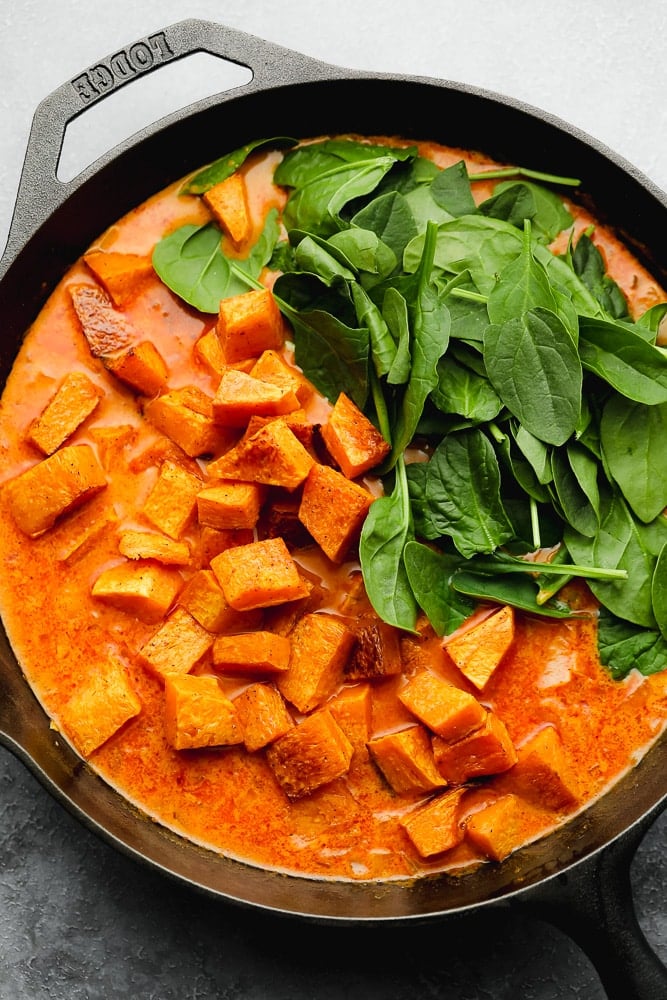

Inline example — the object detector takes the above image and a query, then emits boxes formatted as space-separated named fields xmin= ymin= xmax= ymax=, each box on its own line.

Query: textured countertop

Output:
xmin=1 ymin=3 xmax=666 ymax=997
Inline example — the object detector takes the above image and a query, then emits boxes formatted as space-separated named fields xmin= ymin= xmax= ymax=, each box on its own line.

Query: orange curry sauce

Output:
xmin=0 ymin=138 xmax=665 ymax=881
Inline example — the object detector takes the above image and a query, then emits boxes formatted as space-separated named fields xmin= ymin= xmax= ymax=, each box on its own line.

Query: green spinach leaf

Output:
xmin=403 ymin=540 xmax=474 ymax=635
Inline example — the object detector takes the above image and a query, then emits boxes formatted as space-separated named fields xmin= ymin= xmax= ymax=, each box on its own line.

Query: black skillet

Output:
xmin=0 ymin=19 xmax=665 ymax=999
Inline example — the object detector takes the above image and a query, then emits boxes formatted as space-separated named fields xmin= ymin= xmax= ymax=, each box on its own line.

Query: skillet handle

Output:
xmin=2 ymin=18 xmax=335 ymax=266
xmin=518 ymin=804 xmax=667 ymax=1000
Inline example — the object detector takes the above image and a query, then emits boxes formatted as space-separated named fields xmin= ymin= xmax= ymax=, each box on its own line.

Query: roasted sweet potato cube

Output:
xmin=177 ymin=569 xmax=262 ymax=633
xmin=70 ymin=282 xmax=136 ymax=355
xmin=250 ymin=349 xmax=313 ymax=405
xmin=465 ymin=794 xmax=527 ymax=862
xmin=91 ymin=560 xmax=182 ymax=623
xmin=244 ymin=410 xmax=315 ymax=452
xmin=298 ymin=463 xmax=373 ymax=563
xmin=216 ymin=288 xmax=284 ymax=363
xmin=398 ymin=671 xmax=487 ymax=742
xmin=234 ymin=683 xmax=294 ymax=752
xmin=344 ymin=620 xmax=403 ymax=680
xmin=212 ymin=631 xmax=291 ymax=676
xmin=506 ymin=726 xmax=580 ymax=810
xmin=265 ymin=708 xmax=354 ymax=799
xmin=28 ymin=371 xmax=103 ymax=455
xmin=212 ymin=368 xmax=299 ymax=427
xmin=164 ymin=674 xmax=243 ymax=750
xmin=194 ymin=526 xmax=255 ymax=567
xmin=368 ymin=726 xmax=447 ymax=795
xmin=143 ymin=460 xmax=202 ymax=539
xmin=320 ymin=392 xmax=390 ymax=478
xmin=138 ymin=607 xmax=214 ymax=680
xmin=203 ymin=172 xmax=252 ymax=248
xmin=144 ymin=385 xmax=234 ymax=458
xmin=193 ymin=328 xmax=226 ymax=377
xmin=432 ymin=711 xmax=518 ymax=784
xmin=89 ymin=424 xmax=137 ymax=472
xmin=103 ymin=340 xmax=168 ymax=397
xmin=328 ymin=683 xmax=372 ymax=760
xmin=197 ymin=481 xmax=264 ymax=530
xmin=59 ymin=656 xmax=142 ymax=758
xmin=206 ymin=418 xmax=314 ymax=490
xmin=118 ymin=529 xmax=191 ymax=566
xmin=83 ymin=249 xmax=154 ymax=305
xmin=210 ymin=536 xmax=310 ymax=611
xmin=56 ymin=505 xmax=117 ymax=564
xmin=6 ymin=444 xmax=107 ymax=537
xmin=276 ymin=612 xmax=355 ymax=713
xmin=444 ymin=606 xmax=515 ymax=690
xmin=400 ymin=787 xmax=467 ymax=858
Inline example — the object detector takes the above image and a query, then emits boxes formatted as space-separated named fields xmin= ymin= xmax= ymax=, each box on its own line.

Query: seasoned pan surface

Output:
xmin=1 ymin=18 xmax=666 ymax=999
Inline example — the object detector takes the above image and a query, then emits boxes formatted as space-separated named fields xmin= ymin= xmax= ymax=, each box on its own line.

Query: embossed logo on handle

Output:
xmin=71 ymin=31 xmax=175 ymax=104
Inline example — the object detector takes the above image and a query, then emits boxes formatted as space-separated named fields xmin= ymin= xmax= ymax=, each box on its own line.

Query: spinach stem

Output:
xmin=370 ymin=367 xmax=392 ymax=444
xmin=467 ymin=166 xmax=581 ymax=187
xmin=450 ymin=287 xmax=487 ymax=304
xmin=530 ymin=497 xmax=541 ymax=549
xmin=466 ymin=558 xmax=628 ymax=581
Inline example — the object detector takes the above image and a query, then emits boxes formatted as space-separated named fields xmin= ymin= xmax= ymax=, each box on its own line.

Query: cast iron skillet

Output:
xmin=0 ymin=19 xmax=665 ymax=998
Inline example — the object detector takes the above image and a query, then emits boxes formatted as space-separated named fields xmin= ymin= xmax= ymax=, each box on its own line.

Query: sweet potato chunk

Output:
xmin=202 ymin=172 xmax=252 ymax=249
xmin=193 ymin=527 xmax=255 ymax=569
xmin=265 ymin=708 xmax=354 ymax=799
xmin=465 ymin=794 xmax=527 ymax=862
xmin=328 ymin=683 xmax=372 ymax=763
xmin=320 ymin=392 xmax=390 ymax=478
xmin=103 ymin=340 xmax=168 ymax=397
xmin=91 ymin=560 xmax=182 ymax=623
xmin=212 ymin=368 xmax=299 ymax=427
xmin=298 ymin=463 xmax=373 ymax=563
xmin=444 ymin=606 xmax=515 ymax=690
xmin=6 ymin=444 xmax=107 ymax=537
xmin=28 ymin=372 xmax=103 ymax=455
xmin=138 ymin=607 xmax=214 ymax=680
xmin=145 ymin=386 xmax=234 ymax=458
xmin=216 ymin=288 xmax=284 ymax=363
xmin=506 ymin=726 xmax=580 ymax=810
xmin=234 ymin=683 xmax=294 ymax=752
xmin=210 ymin=536 xmax=310 ymax=611
xmin=212 ymin=631 xmax=291 ymax=676
xmin=164 ymin=674 xmax=242 ymax=750
xmin=59 ymin=656 xmax=141 ymax=757
xmin=143 ymin=460 xmax=202 ymax=539
xmin=400 ymin=787 xmax=467 ymax=858
xmin=368 ymin=726 xmax=448 ymax=795
xmin=398 ymin=671 xmax=487 ymax=742
xmin=70 ymin=282 xmax=136 ymax=355
xmin=197 ymin=481 xmax=264 ymax=531
xmin=344 ymin=620 xmax=403 ymax=681
xmin=249 ymin=349 xmax=313 ymax=405
xmin=56 ymin=505 xmax=117 ymax=564
xmin=207 ymin=418 xmax=314 ymax=490
xmin=83 ymin=249 xmax=154 ymax=305
xmin=276 ymin=612 xmax=355 ymax=713
xmin=432 ymin=711 xmax=518 ymax=784
xmin=193 ymin=328 xmax=226 ymax=378
xmin=118 ymin=529 xmax=191 ymax=566
xmin=177 ymin=569 xmax=261 ymax=633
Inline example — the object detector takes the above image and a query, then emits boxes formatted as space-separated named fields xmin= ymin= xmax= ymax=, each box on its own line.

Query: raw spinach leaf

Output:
xmin=450 ymin=569 xmax=579 ymax=618
xmin=480 ymin=181 xmax=572 ymax=243
xmin=483 ymin=307 xmax=582 ymax=446
xmin=579 ymin=317 xmax=667 ymax=404
xmin=351 ymin=191 xmax=418 ymax=265
xmin=152 ymin=223 xmax=237 ymax=312
xmin=636 ymin=302 xmax=667 ymax=339
xmin=600 ymin=395 xmax=667 ymax=523
xmin=431 ymin=353 xmax=503 ymax=422
xmin=486 ymin=220 xmax=558 ymax=325
xmin=572 ymin=231 xmax=629 ymax=319
xmin=406 ymin=428 xmax=515 ymax=558
xmin=382 ymin=287 xmax=411 ymax=384
xmin=283 ymin=158 xmax=397 ymax=237
xmin=564 ymin=493 xmax=667 ymax=628
xmin=403 ymin=541 xmax=474 ymax=635
xmin=653 ymin=544 xmax=667 ymax=640
xmin=551 ymin=447 xmax=599 ymax=538
xmin=182 ymin=137 xmax=297 ymax=194
xmin=597 ymin=606 xmax=667 ymax=678
xmin=431 ymin=160 xmax=477 ymax=217
xmin=359 ymin=458 xmax=418 ymax=632
xmin=274 ymin=139 xmax=417 ymax=188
